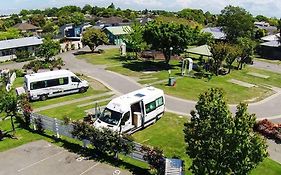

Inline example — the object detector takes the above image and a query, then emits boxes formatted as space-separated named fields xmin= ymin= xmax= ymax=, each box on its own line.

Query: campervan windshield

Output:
xmin=99 ymin=108 xmax=122 ymax=125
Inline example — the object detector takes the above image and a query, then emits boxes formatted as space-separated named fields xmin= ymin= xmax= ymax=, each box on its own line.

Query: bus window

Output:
xmin=59 ymin=77 xmax=69 ymax=85
xmin=46 ymin=79 xmax=60 ymax=87
xmin=71 ymin=76 xmax=81 ymax=83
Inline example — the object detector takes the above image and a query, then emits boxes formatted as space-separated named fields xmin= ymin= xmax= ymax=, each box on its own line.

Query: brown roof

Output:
xmin=13 ymin=23 xmax=39 ymax=31
xmin=99 ymin=17 xmax=128 ymax=24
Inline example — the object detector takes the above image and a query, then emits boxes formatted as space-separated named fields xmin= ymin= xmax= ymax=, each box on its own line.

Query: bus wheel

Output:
xmin=79 ymin=87 xmax=86 ymax=93
xmin=40 ymin=95 xmax=48 ymax=101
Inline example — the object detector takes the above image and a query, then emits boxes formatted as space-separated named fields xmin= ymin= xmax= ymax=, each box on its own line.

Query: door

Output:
xmin=70 ymin=76 xmax=81 ymax=92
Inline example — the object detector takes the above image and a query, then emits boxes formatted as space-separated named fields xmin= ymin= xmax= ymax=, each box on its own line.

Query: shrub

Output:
xmin=254 ymin=119 xmax=281 ymax=142
xmin=35 ymin=117 xmax=44 ymax=133
xmin=13 ymin=69 xmax=26 ymax=77
xmin=15 ymin=50 xmax=35 ymax=62
xmin=71 ymin=44 xmax=75 ymax=50
xmin=141 ymin=146 xmax=165 ymax=174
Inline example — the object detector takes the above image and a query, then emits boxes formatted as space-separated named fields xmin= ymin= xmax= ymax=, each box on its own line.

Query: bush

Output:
xmin=13 ymin=69 xmax=26 ymax=77
xmin=141 ymin=146 xmax=165 ymax=174
xmin=254 ymin=119 xmax=281 ymax=142
xmin=15 ymin=50 xmax=35 ymax=62
xmin=35 ymin=118 xmax=44 ymax=133
xmin=71 ymin=44 xmax=75 ymax=50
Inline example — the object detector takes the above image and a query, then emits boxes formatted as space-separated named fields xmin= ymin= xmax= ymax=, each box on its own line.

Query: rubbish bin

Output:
xmin=168 ymin=77 xmax=176 ymax=86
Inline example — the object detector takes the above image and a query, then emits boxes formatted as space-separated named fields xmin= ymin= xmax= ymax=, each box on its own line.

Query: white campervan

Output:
xmin=24 ymin=70 xmax=89 ymax=101
xmin=94 ymin=86 xmax=165 ymax=133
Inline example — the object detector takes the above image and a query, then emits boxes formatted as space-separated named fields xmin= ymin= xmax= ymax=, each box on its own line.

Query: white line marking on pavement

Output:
xmin=79 ymin=162 xmax=100 ymax=175
xmin=17 ymin=150 xmax=66 ymax=172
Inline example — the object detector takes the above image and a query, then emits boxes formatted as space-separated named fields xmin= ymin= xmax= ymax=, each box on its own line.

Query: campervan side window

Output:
xmin=30 ymin=81 xmax=46 ymax=90
xmin=145 ymin=96 xmax=164 ymax=114
xmin=156 ymin=97 xmax=164 ymax=107
xmin=145 ymin=101 xmax=156 ymax=114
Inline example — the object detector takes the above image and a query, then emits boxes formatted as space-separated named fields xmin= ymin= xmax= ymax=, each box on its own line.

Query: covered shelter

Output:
xmin=182 ymin=45 xmax=213 ymax=76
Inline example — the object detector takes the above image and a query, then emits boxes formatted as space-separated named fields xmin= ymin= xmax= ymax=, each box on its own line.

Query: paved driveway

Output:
xmin=0 ymin=140 xmax=131 ymax=175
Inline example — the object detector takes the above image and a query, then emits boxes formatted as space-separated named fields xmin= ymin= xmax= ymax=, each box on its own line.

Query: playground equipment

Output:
xmin=181 ymin=58 xmax=193 ymax=76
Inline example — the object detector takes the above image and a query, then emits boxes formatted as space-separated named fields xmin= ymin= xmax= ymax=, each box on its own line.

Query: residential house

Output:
xmin=13 ymin=22 xmax=40 ymax=33
xmin=0 ymin=37 xmax=43 ymax=62
xmin=255 ymin=21 xmax=277 ymax=35
xmin=103 ymin=26 xmax=132 ymax=45
xmin=95 ymin=16 xmax=131 ymax=28
xmin=202 ymin=27 xmax=226 ymax=40
xmin=59 ymin=23 xmax=92 ymax=40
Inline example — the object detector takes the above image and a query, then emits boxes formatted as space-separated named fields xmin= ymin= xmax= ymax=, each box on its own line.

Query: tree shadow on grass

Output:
xmin=123 ymin=61 xmax=180 ymax=72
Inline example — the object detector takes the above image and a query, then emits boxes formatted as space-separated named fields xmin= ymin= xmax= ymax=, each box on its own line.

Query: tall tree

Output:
xmin=237 ymin=37 xmax=256 ymax=70
xmin=225 ymin=44 xmax=241 ymax=73
xmin=184 ymin=88 xmax=267 ymax=175
xmin=81 ymin=28 xmax=108 ymax=52
xmin=143 ymin=21 xmax=197 ymax=64
xmin=29 ymin=14 xmax=46 ymax=27
xmin=210 ymin=42 xmax=228 ymax=75
xmin=37 ymin=38 xmax=61 ymax=61
xmin=124 ymin=23 xmax=147 ymax=59
xmin=218 ymin=5 xmax=255 ymax=42
xmin=0 ymin=90 xmax=18 ymax=133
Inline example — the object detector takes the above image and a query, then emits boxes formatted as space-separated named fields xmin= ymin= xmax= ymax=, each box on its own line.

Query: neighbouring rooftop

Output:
xmin=0 ymin=37 xmax=43 ymax=50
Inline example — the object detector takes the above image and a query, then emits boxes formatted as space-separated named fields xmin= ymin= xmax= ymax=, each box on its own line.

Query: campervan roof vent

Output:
xmin=135 ymin=93 xmax=145 ymax=97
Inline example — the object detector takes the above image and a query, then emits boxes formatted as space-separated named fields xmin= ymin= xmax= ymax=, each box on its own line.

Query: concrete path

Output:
xmin=251 ymin=60 xmax=281 ymax=74
xmin=34 ymin=92 xmax=114 ymax=112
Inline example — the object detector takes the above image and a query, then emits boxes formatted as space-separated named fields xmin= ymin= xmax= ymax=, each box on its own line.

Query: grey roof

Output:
xmin=202 ymin=27 xmax=226 ymax=40
xmin=260 ymin=40 xmax=281 ymax=47
xmin=0 ymin=37 xmax=43 ymax=50
xmin=261 ymin=33 xmax=280 ymax=42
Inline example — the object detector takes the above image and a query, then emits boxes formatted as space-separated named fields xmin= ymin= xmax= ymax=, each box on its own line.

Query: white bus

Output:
xmin=94 ymin=86 xmax=165 ymax=133
xmin=24 ymin=70 xmax=89 ymax=101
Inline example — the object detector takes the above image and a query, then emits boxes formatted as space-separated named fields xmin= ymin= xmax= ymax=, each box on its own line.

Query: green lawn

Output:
xmin=77 ymin=50 xmax=281 ymax=104
xmin=31 ymin=87 xmax=108 ymax=109
xmin=133 ymin=113 xmax=281 ymax=175
xmin=38 ymin=98 xmax=111 ymax=120
xmin=13 ymin=77 xmax=24 ymax=88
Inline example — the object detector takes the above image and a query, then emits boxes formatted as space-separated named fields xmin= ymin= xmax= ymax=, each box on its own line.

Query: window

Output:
xmin=30 ymin=81 xmax=46 ymax=90
xmin=121 ymin=112 xmax=130 ymax=125
xmin=46 ymin=79 xmax=60 ymax=87
xmin=145 ymin=101 xmax=156 ymax=114
xmin=71 ymin=76 xmax=81 ymax=83
xmin=156 ymin=97 xmax=164 ymax=107
xmin=59 ymin=77 xmax=69 ymax=85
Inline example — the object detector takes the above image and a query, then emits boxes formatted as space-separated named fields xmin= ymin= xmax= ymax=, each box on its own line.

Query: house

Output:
xmin=0 ymin=37 xmax=43 ymax=62
xmin=13 ymin=22 xmax=40 ymax=33
xmin=255 ymin=21 xmax=277 ymax=35
xmin=95 ymin=16 xmax=131 ymax=27
xmin=59 ymin=23 xmax=92 ymax=40
xmin=259 ymin=40 xmax=281 ymax=60
xmin=202 ymin=27 xmax=226 ymax=40
xmin=103 ymin=26 xmax=132 ymax=45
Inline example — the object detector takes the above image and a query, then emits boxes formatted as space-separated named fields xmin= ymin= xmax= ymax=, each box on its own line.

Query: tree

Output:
xmin=37 ymin=38 xmax=61 ymax=61
xmin=255 ymin=15 xmax=268 ymax=22
xmin=178 ymin=8 xmax=206 ymax=24
xmin=225 ymin=44 xmax=241 ymax=73
xmin=82 ymin=4 xmax=92 ymax=14
xmin=108 ymin=3 xmax=116 ymax=9
xmin=29 ymin=14 xmax=46 ymax=27
xmin=81 ymin=28 xmax=108 ymax=52
xmin=184 ymin=88 xmax=268 ymax=175
xmin=0 ymin=90 xmax=18 ymax=133
xmin=218 ymin=6 xmax=255 ymax=42
xmin=143 ymin=21 xmax=197 ymax=64
xmin=210 ymin=42 xmax=228 ymax=75
xmin=124 ymin=23 xmax=147 ymax=59
xmin=237 ymin=37 xmax=256 ymax=69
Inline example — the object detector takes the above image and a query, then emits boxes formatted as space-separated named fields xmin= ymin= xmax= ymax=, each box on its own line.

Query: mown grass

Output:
xmin=133 ymin=113 xmax=281 ymax=175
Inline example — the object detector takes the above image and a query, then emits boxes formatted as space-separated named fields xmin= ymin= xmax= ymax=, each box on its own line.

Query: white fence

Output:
xmin=30 ymin=113 xmax=146 ymax=162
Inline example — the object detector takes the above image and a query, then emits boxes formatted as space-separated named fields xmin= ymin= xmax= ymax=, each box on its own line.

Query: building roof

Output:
xmin=0 ymin=37 xmax=43 ymax=50
xmin=202 ymin=27 xmax=226 ymax=40
xmin=98 ymin=16 xmax=127 ymax=25
xmin=105 ymin=26 xmax=132 ymax=36
xmin=13 ymin=22 xmax=39 ymax=31
xmin=186 ymin=45 xmax=212 ymax=57
xmin=261 ymin=33 xmax=280 ymax=42
xmin=260 ymin=40 xmax=280 ymax=48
